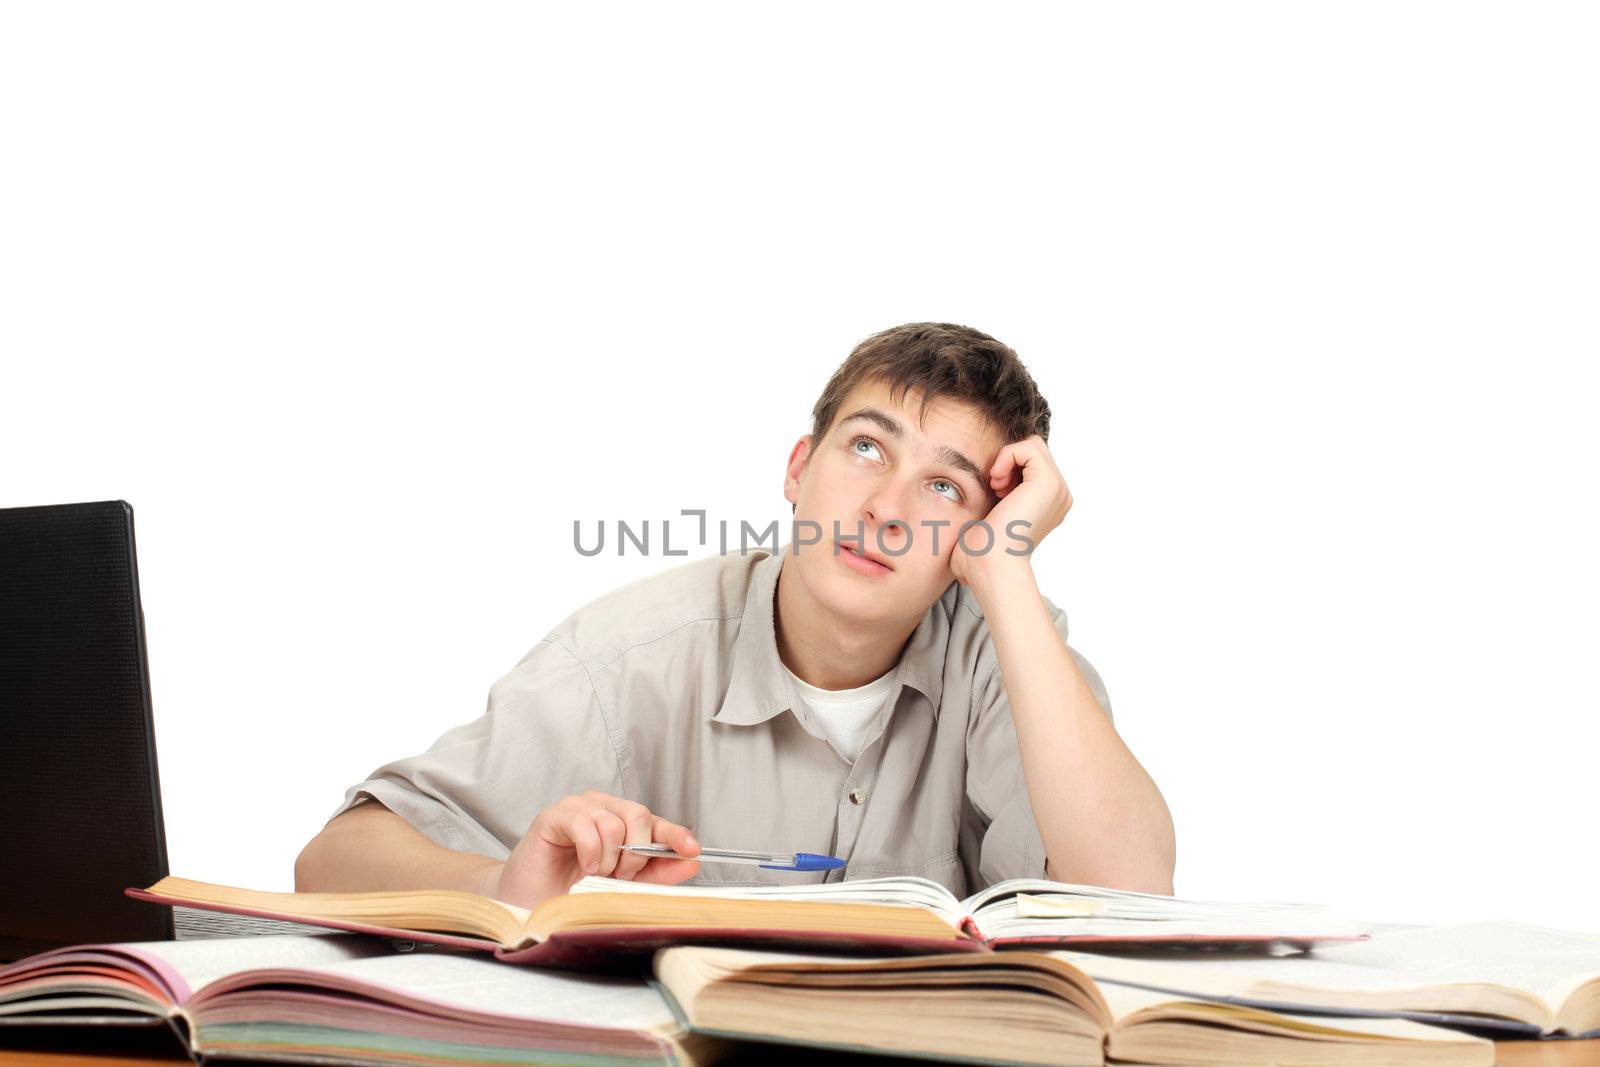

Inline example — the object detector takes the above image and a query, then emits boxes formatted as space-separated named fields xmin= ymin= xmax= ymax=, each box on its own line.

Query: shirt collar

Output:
xmin=711 ymin=545 xmax=951 ymax=727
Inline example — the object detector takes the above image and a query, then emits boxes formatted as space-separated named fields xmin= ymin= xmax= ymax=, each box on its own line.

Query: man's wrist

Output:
xmin=462 ymin=859 xmax=505 ymax=900
xmin=965 ymin=551 xmax=1038 ymax=605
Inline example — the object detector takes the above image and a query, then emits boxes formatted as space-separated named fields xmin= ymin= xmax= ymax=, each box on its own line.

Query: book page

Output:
xmin=1310 ymin=921 xmax=1600 ymax=1012
xmin=1050 ymin=920 xmax=1600 ymax=1033
xmin=230 ymin=947 xmax=680 ymax=1031
xmin=963 ymin=878 xmax=1339 ymax=913
xmin=1100 ymin=980 xmax=1495 ymax=1055
xmin=1053 ymin=946 xmax=1494 ymax=999
xmin=965 ymin=878 xmax=1177 ymax=912
xmin=1051 ymin=946 xmax=1552 ymax=1029
xmin=568 ymin=874 xmax=965 ymax=927
xmin=964 ymin=879 xmax=1366 ymax=942
xmin=122 ymin=933 xmax=396 ymax=998
xmin=140 ymin=877 xmax=532 ymax=947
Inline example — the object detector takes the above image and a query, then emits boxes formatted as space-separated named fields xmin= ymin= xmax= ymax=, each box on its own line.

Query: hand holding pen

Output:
xmin=480 ymin=791 xmax=847 ymax=911
xmin=485 ymin=791 xmax=706 ymax=910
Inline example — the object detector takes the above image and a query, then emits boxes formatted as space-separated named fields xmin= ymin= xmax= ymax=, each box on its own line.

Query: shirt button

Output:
xmin=848 ymin=788 xmax=866 ymax=805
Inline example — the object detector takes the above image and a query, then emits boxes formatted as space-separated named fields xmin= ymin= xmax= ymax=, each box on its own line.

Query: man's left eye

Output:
xmin=931 ymin=480 xmax=962 ymax=502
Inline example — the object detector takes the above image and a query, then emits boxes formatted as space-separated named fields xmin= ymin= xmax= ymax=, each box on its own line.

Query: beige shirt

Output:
xmin=332 ymin=545 xmax=1114 ymax=898
xmin=783 ymin=662 xmax=895 ymax=765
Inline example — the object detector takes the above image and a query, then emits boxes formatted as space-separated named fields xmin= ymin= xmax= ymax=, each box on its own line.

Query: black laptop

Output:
xmin=0 ymin=500 xmax=323 ymax=962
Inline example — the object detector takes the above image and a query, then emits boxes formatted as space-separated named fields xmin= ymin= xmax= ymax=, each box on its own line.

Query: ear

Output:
xmin=783 ymin=435 xmax=813 ymax=508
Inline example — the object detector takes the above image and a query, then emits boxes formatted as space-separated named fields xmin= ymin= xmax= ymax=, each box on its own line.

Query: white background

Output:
xmin=3 ymin=4 xmax=1595 ymax=933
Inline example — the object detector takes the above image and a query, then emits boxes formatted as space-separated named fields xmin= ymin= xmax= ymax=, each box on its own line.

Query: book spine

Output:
xmin=166 ymin=1011 xmax=201 ymax=1066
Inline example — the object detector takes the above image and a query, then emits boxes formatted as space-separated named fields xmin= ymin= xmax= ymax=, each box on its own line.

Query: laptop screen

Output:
xmin=0 ymin=500 xmax=173 ymax=960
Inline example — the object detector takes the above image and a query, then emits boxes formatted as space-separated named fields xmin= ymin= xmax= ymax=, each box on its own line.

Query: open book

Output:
xmin=0 ymin=932 xmax=728 ymax=1066
xmin=651 ymin=944 xmax=1494 ymax=1066
xmin=1052 ymin=919 xmax=1600 ymax=1039
xmin=129 ymin=874 xmax=1369 ymax=968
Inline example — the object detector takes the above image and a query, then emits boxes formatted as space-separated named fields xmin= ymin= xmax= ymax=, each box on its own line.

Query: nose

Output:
xmin=862 ymin=486 xmax=912 ymax=548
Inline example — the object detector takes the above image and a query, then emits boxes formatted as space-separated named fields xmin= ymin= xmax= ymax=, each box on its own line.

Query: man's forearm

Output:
xmin=970 ymin=560 xmax=1177 ymax=895
xmin=294 ymin=801 xmax=503 ymax=897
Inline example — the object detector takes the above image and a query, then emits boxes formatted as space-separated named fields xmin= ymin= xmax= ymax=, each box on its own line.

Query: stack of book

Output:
xmin=2 ymin=873 xmax=1596 ymax=1066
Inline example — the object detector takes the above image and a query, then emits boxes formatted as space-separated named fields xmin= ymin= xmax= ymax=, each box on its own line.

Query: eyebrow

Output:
xmin=837 ymin=408 xmax=989 ymax=493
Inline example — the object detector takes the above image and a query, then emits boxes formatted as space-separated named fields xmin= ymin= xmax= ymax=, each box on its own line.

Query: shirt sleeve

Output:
xmin=966 ymin=606 xmax=1114 ymax=888
xmin=327 ymin=636 xmax=624 ymax=859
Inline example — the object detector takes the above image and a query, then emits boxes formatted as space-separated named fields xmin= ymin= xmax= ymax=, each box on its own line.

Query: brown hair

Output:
xmin=809 ymin=322 xmax=1051 ymax=448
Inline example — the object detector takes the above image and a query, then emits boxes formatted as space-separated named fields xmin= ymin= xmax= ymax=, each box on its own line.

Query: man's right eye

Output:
xmin=850 ymin=436 xmax=883 ymax=461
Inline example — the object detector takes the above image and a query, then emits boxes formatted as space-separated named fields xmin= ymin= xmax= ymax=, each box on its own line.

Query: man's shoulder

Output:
xmin=544 ymin=550 xmax=769 ymax=669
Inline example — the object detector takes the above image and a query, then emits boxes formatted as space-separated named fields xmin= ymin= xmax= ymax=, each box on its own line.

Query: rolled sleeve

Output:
xmin=329 ymin=637 xmax=623 ymax=860
xmin=966 ymin=606 xmax=1114 ymax=888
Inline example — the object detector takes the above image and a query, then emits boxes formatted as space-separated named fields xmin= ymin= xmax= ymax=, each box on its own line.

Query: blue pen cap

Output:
xmin=760 ymin=852 xmax=847 ymax=872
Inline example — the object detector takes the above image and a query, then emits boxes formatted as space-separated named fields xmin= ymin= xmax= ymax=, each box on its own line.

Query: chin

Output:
xmin=796 ymin=549 xmax=917 ymax=624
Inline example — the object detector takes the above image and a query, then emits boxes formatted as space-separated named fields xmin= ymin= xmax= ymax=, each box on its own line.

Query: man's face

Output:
xmin=783 ymin=378 xmax=1009 ymax=626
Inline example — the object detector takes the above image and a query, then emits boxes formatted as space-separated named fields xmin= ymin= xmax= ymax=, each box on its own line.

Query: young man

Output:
xmin=295 ymin=323 xmax=1176 ymax=909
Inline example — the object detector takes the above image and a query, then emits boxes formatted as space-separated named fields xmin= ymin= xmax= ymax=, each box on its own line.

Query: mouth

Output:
xmin=836 ymin=540 xmax=894 ymax=576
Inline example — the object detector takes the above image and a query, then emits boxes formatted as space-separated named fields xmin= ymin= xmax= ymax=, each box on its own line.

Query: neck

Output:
xmin=773 ymin=548 xmax=918 ymax=691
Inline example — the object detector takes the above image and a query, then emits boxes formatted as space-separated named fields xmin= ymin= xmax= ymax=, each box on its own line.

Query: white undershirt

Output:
xmin=782 ymin=662 xmax=896 ymax=765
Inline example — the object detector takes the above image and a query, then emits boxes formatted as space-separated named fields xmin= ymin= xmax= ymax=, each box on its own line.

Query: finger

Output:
xmin=611 ymin=803 xmax=657 ymax=880
xmin=989 ymin=444 xmax=1025 ymax=496
xmin=592 ymin=810 xmax=627 ymax=878
xmin=543 ymin=807 xmax=604 ymax=876
xmin=994 ymin=438 xmax=1058 ymax=498
xmin=989 ymin=443 xmax=1019 ymax=484
xmin=633 ymin=857 xmax=701 ymax=885
xmin=630 ymin=817 xmax=700 ymax=885
xmin=652 ymin=816 xmax=701 ymax=858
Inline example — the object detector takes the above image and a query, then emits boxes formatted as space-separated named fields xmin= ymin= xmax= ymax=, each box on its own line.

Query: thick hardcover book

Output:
xmin=0 ymin=933 xmax=730 ymax=1065
xmin=648 ymin=944 xmax=1497 ymax=1067
xmin=1052 ymin=919 xmax=1600 ymax=1039
xmin=127 ymin=873 xmax=1368 ymax=969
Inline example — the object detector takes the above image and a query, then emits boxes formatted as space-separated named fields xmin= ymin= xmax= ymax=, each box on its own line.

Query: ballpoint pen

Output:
xmin=620 ymin=843 xmax=845 ymax=872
